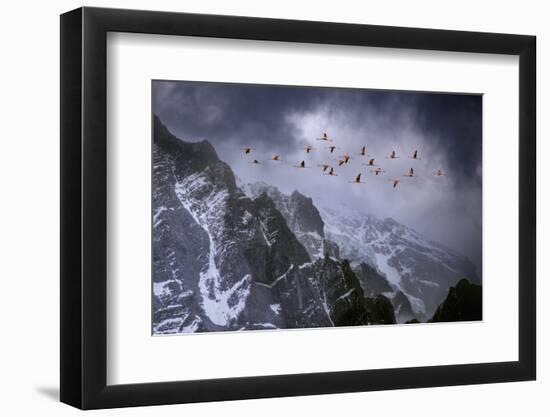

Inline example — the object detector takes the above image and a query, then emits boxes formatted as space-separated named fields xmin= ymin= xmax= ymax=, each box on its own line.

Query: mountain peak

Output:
xmin=154 ymin=115 xmax=220 ymax=162
xmin=242 ymin=182 xmax=330 ymax=259
xmin=430 ymin=279 xmax=482 ymax=322
xmin=290 ymin=189 xmax=307 ymax=199
xmin=253 ymin=191 xmax=276 ymax=209
xmin=382 ymin=217 xmax=399 ymax=226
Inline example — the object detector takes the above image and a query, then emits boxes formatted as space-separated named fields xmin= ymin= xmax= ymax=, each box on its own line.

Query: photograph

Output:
xmin=152 ymin=80 xmax=483 ymax=334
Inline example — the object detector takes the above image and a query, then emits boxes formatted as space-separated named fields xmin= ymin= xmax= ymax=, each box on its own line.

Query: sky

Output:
xmin=153 ymin=80 xmax=482 ymax=274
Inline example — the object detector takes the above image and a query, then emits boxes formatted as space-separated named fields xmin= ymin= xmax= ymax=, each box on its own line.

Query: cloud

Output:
xmin=153 ymin=80 xmax=482 ymax=273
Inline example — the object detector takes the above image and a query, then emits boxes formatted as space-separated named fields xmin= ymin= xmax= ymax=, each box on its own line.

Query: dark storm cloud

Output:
xmin=154 ymin=81 xmax=481 ymax=186
xmin=154 ymin=81 xmax=324 ymax=154
xmin=412 ymin=93 xmax=482 ymax=187
xmin=153 ymin=80 xmax=482 ymax=273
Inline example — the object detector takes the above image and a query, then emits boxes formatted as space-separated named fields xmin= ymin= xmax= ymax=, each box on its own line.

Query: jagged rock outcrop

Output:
xmin=242 ymin=182 xmax=340 ymax=259
xmin=365 ymin=295 xmax=396 ymax=325
xmin=353 ymin=262 xmax=393 ymax=297
xmin=390 ymin=291 xmax=416 ymax=323
xmin=430 ymin=279 xmax=482 ymax=323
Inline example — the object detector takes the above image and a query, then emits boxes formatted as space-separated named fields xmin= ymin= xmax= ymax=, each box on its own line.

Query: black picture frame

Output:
xmin=60 ymin=6 xmax=536 ymax=410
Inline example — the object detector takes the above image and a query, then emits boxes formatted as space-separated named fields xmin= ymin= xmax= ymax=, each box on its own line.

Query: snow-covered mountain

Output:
xmin=320 ymin=206 xmax=480 ymax=320
xmin=152 ymin=117 xmax=375 ymax=333
xmin=244 ymin=183 xmax=479 ymax=321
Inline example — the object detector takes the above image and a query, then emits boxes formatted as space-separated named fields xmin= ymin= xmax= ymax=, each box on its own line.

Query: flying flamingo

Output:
xmin=389 ymin=178 xmax=400 ymax=189
xmin=434 ymin=169 xmax=446 ymax=177
xmin=403 ymin=167 xmax=416 ymax=177
xmin=349 ymin=173 xmax=366 ymax=184
xmin=340 ymin=154 xmax=351 ymax=164
xmin=294 ymin=160 xmax=310 ymax=169
xmin=409 ymin=150 xmax=420 ymax=160
xmin=363 ymin=158 xmax=376 ymax=167
xmin=241 ymin=147 xmax=255 ymax=154
xmin=324 ymin=167 xmax=338 ymax=176
xmin=386 ymin=150 xmax=400 ymax=159
xmin=316 ymin=132 xmax=332 ymax=142
xmin=370 ymin=167 xmax=385 ymax=176
xmin=327 ymin=145 xmax=337 ymax=153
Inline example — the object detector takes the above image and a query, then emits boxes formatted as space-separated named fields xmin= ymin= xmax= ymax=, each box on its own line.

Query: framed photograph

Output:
xmin=60 ymin=7 xmax=536 ymax=409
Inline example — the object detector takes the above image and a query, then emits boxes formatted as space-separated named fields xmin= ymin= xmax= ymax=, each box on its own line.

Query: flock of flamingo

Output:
xmin=241 ymin=132 xmax=446 ymax=189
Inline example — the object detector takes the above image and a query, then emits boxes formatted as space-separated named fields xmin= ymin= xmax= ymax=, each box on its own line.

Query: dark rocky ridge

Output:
xmin=353 ymin=262 xmax=393 ymax=297
xmin=430 ymin=279 xmax=482 ymax=323
xmin=243 ymin=182 xmax=339 ymax=259
xmin=391 ymin=291 xmax=416 ymax=323
xmin=365 ymin=295 xmax=396 ymax=325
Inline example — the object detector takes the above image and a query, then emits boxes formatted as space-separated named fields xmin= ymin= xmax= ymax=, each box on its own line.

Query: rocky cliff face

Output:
xmin=390 ymin=291 xmax=416 ymax=323
xmin=364 ymin=295 xmax=397 ymax=325
xmin=152 ymin=117 xmax=375 ymax=333
xmin=353 ymin=262 xmax=393 ymax=297
xmin=242 ymin=182 xmax=339 ymax=259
